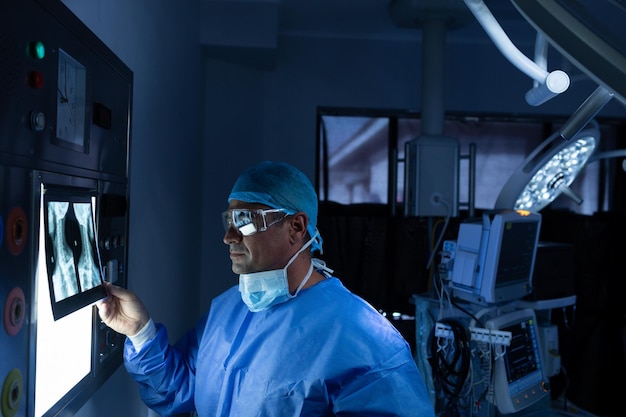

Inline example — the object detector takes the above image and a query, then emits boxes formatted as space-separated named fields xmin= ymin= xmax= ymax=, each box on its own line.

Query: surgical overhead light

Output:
xmin=494 ymin=123 xmax=600 ymax=212
xmin=463 ymin=0 xmax=571 ymax=106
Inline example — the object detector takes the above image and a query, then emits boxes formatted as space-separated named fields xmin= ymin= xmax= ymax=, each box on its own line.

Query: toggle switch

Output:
xmin=29 ymin=111 xmax=46 ymax=132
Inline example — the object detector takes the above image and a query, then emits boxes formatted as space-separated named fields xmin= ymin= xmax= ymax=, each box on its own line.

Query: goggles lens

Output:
xmin=222 ymin=208 xmax=288 ymax=236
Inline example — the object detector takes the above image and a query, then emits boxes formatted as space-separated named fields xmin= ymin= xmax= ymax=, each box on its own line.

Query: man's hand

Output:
xmin=96 ymin=282 xmax=150 ymax=336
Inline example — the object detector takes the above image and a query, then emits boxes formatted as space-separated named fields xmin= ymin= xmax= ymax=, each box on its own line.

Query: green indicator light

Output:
xmin=27 ymin=41 xmax=45 ymax=59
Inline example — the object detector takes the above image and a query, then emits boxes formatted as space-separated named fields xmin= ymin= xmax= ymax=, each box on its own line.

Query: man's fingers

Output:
xmin=104 ymin=282 xmax=133 ymax=301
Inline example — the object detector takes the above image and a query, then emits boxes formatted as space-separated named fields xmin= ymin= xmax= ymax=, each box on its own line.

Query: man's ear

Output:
xmin=289 ymin=212 xmax=308 ymax=242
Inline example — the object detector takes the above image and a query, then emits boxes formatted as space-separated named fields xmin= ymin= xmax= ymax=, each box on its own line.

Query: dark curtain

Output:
xmin=317 ymin=201 xmax=434 ymax=315
xmin=540 ymin=210 xmax=626 ymax=417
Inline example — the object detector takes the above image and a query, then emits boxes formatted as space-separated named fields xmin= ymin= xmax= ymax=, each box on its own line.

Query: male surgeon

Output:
xmin=97 ymin=160 xmax=436 ymax=417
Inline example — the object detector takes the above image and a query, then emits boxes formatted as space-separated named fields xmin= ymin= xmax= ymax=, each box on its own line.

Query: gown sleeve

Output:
xmin=331 ymin=349 xmax=435 ymax=416
xmin=123 ymin=314 xmax=207 ymax=416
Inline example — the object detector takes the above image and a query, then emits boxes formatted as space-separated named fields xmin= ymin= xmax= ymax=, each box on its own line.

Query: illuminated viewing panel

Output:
xmin=35 ymin=186 xmax=94 ymax=417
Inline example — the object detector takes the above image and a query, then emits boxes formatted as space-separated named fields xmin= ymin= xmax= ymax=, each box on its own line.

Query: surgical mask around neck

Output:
xmin=239 ymin=233 xmax=317 ymax=312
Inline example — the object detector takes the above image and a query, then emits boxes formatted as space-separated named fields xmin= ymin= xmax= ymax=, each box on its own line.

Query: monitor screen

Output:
xmin=42 ymin=184 xmax=106 ymax=320
xmin=502 ymin=318 xmax=542 ymax=386
xmin=496 ymin=220 xmax=540 ymax=285
xmin=488 ymin=309 xmax=549 ymax=414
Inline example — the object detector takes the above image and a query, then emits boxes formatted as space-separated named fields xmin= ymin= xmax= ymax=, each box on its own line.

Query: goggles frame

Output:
xmin=222 ymin=208 xmax=288 ymax=236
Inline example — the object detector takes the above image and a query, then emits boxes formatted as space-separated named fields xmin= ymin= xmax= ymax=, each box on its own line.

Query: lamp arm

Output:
xmin=588 ymin=149 xmax=626 ymax=172
xmin=464 ymin=0 xmax=546 ymax=81
xmin=588 ymin=149 xmax=626 ymax=163
xmin=525 ymin=33 xmax=570 ymax=106
xmin=463 ymin=0 xmax=569 ymax=105
xmin=557 ymin=184 xmax=583 ymax=205
xmin=559 ymin=86 xmax=614 ymax=140
xmin=532 ymin=33 xmax=549 ymax=80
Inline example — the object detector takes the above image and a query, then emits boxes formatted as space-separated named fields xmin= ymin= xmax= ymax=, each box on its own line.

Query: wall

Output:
xmin=259 ymin=32 xmax=625 ymax=163
xmin=58 ymin=1 xmax=204 ymax=416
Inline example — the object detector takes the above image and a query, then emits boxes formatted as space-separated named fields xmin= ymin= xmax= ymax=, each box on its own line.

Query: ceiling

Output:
xmin=202 ymin=0 xmax=626 ymax=107
xmin=274 ymin=0 xmax=626 ymax=105
xmin=276 ymin=0 xmax=528 ymax=42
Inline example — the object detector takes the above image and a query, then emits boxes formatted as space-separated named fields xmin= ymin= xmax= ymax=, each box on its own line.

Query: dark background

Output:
xmin=318 ymin=194 xmax=626 ymax=416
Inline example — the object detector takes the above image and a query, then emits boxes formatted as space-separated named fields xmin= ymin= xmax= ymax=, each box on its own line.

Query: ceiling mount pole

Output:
xmin=421 ymin=17 xmax=448 ymax=136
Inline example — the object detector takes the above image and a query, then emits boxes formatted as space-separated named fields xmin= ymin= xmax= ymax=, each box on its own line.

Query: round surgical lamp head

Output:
xmin=494 ymin=123 xmax=600 ymax=212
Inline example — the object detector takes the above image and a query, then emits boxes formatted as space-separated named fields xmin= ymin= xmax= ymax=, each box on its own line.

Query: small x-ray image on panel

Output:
xmin=43 ymin=186 xmax=106 ymax=320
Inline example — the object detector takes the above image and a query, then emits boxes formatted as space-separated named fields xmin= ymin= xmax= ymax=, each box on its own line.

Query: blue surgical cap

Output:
xmin=228 ymin=161 xmax=323 ymax=253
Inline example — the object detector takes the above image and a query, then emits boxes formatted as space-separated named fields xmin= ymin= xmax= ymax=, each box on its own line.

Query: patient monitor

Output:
xmin=448 ymin=210 xmax=541 ymax=305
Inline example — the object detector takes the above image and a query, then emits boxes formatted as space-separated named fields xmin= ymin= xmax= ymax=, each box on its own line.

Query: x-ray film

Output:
xmin=42 ymin=185 xmax=106 ymax=320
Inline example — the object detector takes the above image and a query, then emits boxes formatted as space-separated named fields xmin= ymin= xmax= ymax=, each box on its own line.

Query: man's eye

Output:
xmin=234 ymin=211 xmax=252 ymax=226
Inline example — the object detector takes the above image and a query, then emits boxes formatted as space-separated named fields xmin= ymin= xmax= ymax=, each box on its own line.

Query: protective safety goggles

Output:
xmin=221 ymin=208 xmax=289 ymax=236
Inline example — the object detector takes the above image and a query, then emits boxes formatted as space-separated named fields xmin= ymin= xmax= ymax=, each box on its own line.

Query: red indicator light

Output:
xmin=27 ymin=71 xmax=45 ymax=89
xmin=93 ymin=102 xmax=112 ymax=129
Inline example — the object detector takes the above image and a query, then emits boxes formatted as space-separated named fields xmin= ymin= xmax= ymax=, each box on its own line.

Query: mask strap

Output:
xmin=289 ymin=262 xmax=314 ymax=298
xmin=312 ymin=258 xmax=333 ymax=277
xmin=285 ymin=231 xmax=320 ymax=297
xmin=284 ymin=230 xmax=317 ymax=270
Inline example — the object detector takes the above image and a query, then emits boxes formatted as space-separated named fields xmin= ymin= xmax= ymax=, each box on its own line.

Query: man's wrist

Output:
xmin=128 ymin=318 xmax=156 ymax=351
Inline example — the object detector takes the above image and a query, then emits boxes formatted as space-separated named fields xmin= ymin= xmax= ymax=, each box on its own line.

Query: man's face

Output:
xmin=223 ymin=200 xmax=292 ymax=275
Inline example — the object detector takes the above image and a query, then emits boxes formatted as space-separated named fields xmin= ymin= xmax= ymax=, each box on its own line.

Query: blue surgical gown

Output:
xmin=124 ymin=277 xmax=436 ymax=417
